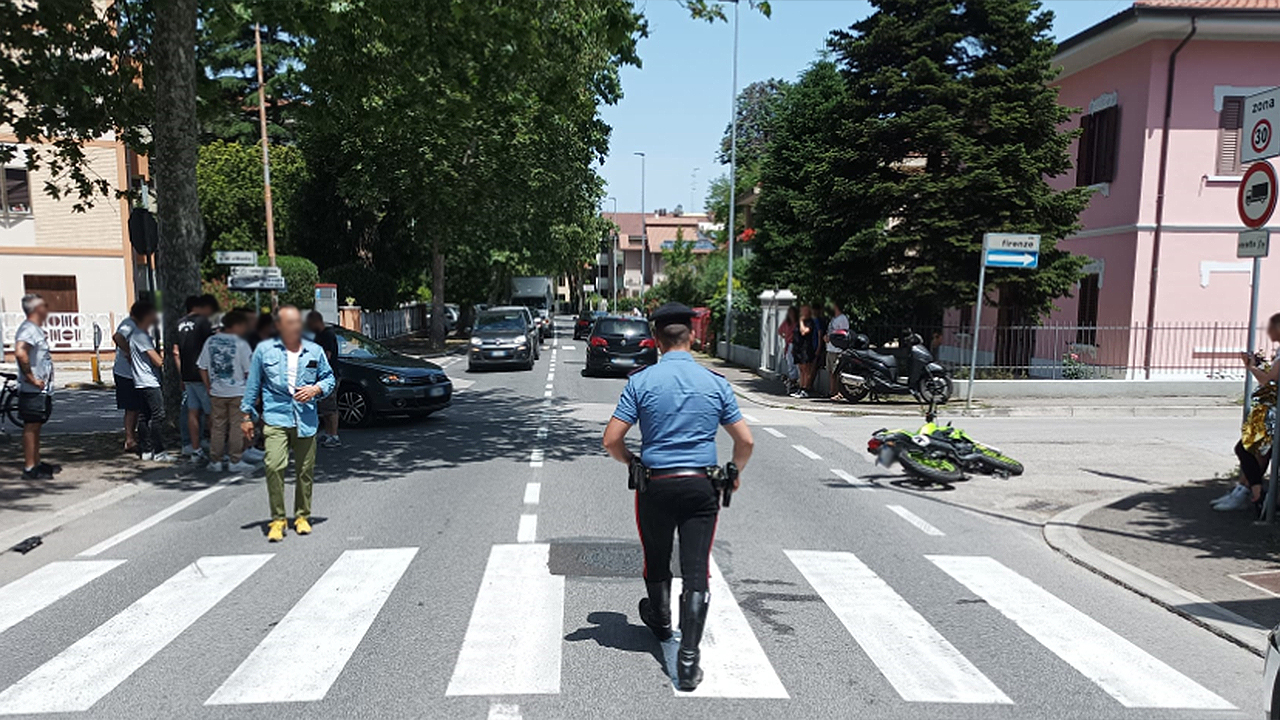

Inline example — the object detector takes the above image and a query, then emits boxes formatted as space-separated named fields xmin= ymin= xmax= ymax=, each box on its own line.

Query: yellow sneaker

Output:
xmin=294 ymin=516 xmax=312 ymax=535
xmin=267 ymin=519 xmax=287 ymax=542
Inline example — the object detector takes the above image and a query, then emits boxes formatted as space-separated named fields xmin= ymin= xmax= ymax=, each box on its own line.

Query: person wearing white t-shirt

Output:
xmin=198 ymin=310 xmax=254 ymax=473
xmin=823 ymin=302 xmax=850 ymax=399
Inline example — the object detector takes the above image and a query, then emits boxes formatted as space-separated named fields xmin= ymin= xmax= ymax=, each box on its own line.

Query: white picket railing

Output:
xmin=1 ymin=312 xmax=120 ymax=351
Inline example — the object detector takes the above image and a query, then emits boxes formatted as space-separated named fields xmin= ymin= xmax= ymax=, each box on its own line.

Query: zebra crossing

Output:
xmin=0 ymin=544 xmax=1237 ymax=714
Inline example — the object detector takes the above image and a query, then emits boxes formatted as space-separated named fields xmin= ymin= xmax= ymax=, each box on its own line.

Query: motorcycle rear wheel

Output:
xmin=838 ymin=377 xmax=870 ymax=403
xmin=899 ymin=450 xmax=964 ymax=484
xmin=972 ymin=444 xmax=1024 ymax=476
xmin=917 ymin=375 xmax=953 ymax=404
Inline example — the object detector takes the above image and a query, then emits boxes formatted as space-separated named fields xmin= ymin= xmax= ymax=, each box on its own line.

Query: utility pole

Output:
xmin=723 ymin=0 xmax=740 ymax=345
xmin=608 ymin=196 xmax=618 ymax=311
xmin=635 ymin=151 xmax=646 ymax=305
xmin=254 ymin=23 xmax=278 ymax=308
xmin=691 ymin=167 xmax=699 ymax=213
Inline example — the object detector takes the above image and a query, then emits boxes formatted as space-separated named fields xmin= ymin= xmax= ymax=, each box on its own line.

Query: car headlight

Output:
xmin=510 ymin=336 xmax=528 ymax=345
xmin=470 ymin=336 xmax=482 ymax=346
xmin=380 ymin=373 xmax=409 ymax=385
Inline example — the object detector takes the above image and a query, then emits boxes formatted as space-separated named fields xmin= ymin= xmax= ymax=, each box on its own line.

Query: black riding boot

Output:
xmin=638 ymin=580 xmax=673 ymax=641
xmin=677 ymin=590 xmax=710 ymax=691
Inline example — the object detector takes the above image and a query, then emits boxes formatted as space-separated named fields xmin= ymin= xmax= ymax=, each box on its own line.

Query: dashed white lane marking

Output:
xmin=671 ymin=557 xmax=789 ymax=698
xmin=545 ymin=383 xmax=554 ymax=390
xmin=886 ymin=505 xmax=945 ymax=536
xmin=792 ymin=445 xmax=822 ymax=460
xmin=0 ymin=554 xmax=273 ymax=714
xmin=488 ymin=703 xmax=522 ymax=720
xmin=561 ymin=345 xmax=574 ymax=351
xmin=786 ymin=550 xmax=1010 ymax=705
xmin=928 ymin=555 xmax=1234 ymax=710
xmin=205 ymin=548 xmax=418 ymax=705
xmin=0 ymin=560 xmax=126 ymax=635
xmin=761 ymin=427 xmax=785 ymax=438
xmin=524 ymin=482 xmax=541 ymax=505
xmin=529 ymin=449 xmax=545 ymax=468
xmin=517 ymin=515 xmax=538 ymax=543
xmin=536 ymin=427 xmax=548 ymax=440
xmin=741 ymin=413 xmax=760 ymax=423
xmin=446 ymin=544 xmax=564 ymax=696
xmin=78 ymin=475 xmax=243 ymax=557
xmin=546 ymin=373 xmax=554 ymax=381
xmin=543 ymin=390 xmax=553 ymax=398
xmin=831 ymin=468 xmax=872 ymax=489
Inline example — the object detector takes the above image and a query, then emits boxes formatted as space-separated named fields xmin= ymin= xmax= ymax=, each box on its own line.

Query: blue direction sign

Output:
xmin=982 ymin=233 xmax=1041 ymax=269
xmin=984 ymin=249 xmax=1039 ymax=268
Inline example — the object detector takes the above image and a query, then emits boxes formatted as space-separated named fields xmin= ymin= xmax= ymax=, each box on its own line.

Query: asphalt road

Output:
xmin=0 ymin=317 xmax=1262 ymax=719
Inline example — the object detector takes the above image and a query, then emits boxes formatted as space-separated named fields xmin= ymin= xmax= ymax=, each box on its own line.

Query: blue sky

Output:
xmin=598 ymin=0 xmax=1133 ymax=214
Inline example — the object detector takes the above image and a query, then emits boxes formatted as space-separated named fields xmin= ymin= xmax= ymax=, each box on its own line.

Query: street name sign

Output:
xmin=1244 ymin=87 xmax=1280 ymax=164
xmin=229 ymin=275 xmax=286 ymax=291
xmin=214 ymin=250 xmax=258 ymax=266
xmin=229 ymin=265 xmax=283 ymax=279
xmin=1238 ymin=161 xmax=1277 ymax=229
xmin=982 ymin=233 xmax=1041 ymax=269
xmin=1238 ymin=229 xmax=1271 ymax=258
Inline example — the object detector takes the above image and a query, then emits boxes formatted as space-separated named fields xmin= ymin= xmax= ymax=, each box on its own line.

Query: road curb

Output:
xmin=1043 ymin=495 xmax=1269 ymax=657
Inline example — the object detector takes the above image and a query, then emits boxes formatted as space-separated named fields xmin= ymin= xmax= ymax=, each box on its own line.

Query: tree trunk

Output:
xmin=431 ymin=238 xmax=446 ymax=349
xmin=153 ymin=0 xmax=203 ymax=434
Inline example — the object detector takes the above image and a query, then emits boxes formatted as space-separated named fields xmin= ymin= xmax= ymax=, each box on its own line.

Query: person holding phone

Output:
xmin=1215 ymin=314 xmax=1280 ymax=513
xmin=240 ymin=306 xmax=335 ymax=542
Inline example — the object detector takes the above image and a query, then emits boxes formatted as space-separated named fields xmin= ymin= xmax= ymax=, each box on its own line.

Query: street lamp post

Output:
xmin=723 ymin=0 xmax=740 ymax=345
xmin=635 ymin=151 xmax=646 ymax=305
xmin=608 ymin=196 xmax=619 ymax=310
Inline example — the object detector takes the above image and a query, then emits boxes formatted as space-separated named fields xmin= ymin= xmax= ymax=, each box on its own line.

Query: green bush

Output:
xmin=274 ymin=255 xmax=319 ymax=309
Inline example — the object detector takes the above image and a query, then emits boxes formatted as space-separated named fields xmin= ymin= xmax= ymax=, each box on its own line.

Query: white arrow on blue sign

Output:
xmin=984 ymin=250 xmax=1039 ymax=268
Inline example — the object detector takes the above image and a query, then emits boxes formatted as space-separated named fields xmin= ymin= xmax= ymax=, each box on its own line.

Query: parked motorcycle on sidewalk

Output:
xmin=830 ymin=330 xmax=953 ymax=404
xmin=867 ymin=399 xmax=1023 ymax=485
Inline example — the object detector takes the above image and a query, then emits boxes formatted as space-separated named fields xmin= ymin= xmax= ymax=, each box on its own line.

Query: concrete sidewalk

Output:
xmin=696 ymin=353 xmax=1241 ymax=418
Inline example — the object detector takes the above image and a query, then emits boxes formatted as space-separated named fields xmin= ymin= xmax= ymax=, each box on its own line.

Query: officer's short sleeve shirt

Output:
xmin=612 ymin=350 xmax=743 ymax=468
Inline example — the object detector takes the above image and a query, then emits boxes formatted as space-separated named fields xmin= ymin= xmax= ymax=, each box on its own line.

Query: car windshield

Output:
xmin=594 ymin=319 xmax=649 ymax=337
xmin=336 ymin=329 xmax=394 ymax=359
xmin=476 ymin=313 xmax=526 ymax=332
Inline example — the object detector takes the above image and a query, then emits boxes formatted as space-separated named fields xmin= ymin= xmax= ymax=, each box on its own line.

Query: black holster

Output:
xmin=628 ymin=456 xmax=649 ymax=493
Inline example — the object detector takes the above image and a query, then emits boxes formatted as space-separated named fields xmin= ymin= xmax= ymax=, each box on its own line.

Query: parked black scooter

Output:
xmin=830 ymin=330 xmax=953 ymax=404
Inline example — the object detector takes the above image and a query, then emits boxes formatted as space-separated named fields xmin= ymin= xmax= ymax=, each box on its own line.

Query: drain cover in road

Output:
xmin=548 ymin=540 xmax=644 ymax=578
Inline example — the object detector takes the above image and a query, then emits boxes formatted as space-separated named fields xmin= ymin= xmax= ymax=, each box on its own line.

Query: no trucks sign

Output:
xmin=1239 ymin=161 xmax=1277 ymax=229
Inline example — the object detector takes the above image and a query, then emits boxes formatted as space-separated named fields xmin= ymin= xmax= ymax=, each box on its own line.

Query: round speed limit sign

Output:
xmin=1254 ymin=119 xmax=1273 ymax=156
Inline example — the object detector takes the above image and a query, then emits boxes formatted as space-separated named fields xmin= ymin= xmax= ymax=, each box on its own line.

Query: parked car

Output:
xmin=584 ymin=316 xmax=658 ymax=376
xmin=330 ymin=327 xmax=452 ymax=428
xmin=574 ymin=310 xmax=607 ymax=340
xmin=469 ymin=307 xmax=539 ymax=371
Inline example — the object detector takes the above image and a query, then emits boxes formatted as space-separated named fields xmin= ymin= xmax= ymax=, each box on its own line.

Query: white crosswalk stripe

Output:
xmin=206 ymin=548 xmax=418 ymax=705
xmin=670 ymin=556 xmax=789 ymax=699
xmin=0 ymin=554 xmax=272 ymax=715
xmin=787 ymin=549 xmax=1010 ymax=704
xmin=446 ymin=543 xmax=565 ymax=696
xmin=0 ymin=560 xmax=125 ymax=636
xmin=929 ymin=555 xmax=1235 ymax=710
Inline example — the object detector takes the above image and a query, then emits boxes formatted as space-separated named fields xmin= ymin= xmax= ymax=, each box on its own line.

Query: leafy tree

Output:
xmin=196 ymin=140 xmax=306 ymax=271
xmin=717 ymin=79 xmax=789 ymax=171
xmin=753 ymin=0 xmax=1090 ymax=331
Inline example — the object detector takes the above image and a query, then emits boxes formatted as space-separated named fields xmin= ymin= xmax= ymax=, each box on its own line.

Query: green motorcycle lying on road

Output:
xmin=867 ymin=403 xmax=1023 ymax=485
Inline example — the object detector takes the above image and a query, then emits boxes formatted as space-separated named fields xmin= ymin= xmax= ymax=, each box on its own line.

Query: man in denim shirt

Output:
xmin=240 ymin=306 xmax=335 ymax=542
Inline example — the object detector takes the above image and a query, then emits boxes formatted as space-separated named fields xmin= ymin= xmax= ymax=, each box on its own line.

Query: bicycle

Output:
xmin=1 ymin=372 xmax=22 ymax=429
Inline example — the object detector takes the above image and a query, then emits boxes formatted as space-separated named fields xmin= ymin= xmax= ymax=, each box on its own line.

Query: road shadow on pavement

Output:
xmin=564 ymin=610 xmax=667 ymax=671
xmin=310 ymin=386 xmax=604 ymax=484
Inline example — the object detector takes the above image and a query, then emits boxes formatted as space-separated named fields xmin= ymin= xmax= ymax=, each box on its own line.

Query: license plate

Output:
xmin=613 ymin=358 xmax=634 ymax=366
xmin=491 ymin=350 xmax=509 ymax=358
xmin=428 ymin=386 xmax=447 ymax=397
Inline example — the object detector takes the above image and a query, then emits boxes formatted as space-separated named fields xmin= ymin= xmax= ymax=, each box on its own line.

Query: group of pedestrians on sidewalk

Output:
xmin=776 ymin=301 xmax=848 ymax=400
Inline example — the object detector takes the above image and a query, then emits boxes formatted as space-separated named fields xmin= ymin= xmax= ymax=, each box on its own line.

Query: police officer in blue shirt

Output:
xmin=602 ymin=302 xmax=755 ymax=691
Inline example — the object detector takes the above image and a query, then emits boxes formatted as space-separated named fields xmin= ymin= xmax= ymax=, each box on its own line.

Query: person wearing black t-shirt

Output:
xmin=171 ymin=294 xmax=218 ymax=461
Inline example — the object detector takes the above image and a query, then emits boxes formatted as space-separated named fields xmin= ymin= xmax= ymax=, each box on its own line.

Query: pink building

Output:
xmin=948 ymin=0 xmax=1280 ymax=378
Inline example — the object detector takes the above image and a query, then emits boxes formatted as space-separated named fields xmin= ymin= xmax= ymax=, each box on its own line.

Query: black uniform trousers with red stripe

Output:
xmin=635 ymin=475 xmax=720 ymax=592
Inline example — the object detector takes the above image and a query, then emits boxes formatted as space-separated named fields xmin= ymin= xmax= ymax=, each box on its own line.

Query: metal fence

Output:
xmin=2 ymin=312 xmax=119 ymax=352
xmin=861 ymin=321 xmax=1266 ymax=380
xmin=359 ymin=303 xmax=429 ymax=341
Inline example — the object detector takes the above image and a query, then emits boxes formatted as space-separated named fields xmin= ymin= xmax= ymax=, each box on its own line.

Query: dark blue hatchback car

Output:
xmin=329 ymin=327 xmax=452 ymax=427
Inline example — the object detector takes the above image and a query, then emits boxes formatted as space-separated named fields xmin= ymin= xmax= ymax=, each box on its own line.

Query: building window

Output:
xmin=1075 ymin=274 xmax=1100 ymax=345
xmin=1216 ymin=96 xmax=1244 ymax=177
xmin=1076 ymin=105 xmax=1119 ymax=187
xmin=3 ymin=167 xmax=32 ymax=219
xmin=23 ymin=275 xmax=78 ymax=313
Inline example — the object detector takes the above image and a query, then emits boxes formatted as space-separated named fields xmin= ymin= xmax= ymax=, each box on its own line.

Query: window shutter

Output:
xmin=1217 ymin=96 xmax=1244 ymax=177
xmin=1076 ymin=114 xmax=1095 ymax=187
xmin=1095 ymin=105 xmax=1119 ymax=184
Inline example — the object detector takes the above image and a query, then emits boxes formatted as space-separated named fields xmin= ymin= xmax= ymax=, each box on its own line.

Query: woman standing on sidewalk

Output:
xmin=1215 ymin=313 xmax=1280 ymax=512
xmin=777 ymin=307 xmax=799 ymax=394
xmin=791 ymin=305 xmax=819 ymax=399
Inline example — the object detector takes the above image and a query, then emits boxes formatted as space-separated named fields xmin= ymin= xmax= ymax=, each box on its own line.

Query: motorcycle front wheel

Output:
xmin=838 ymin=376 xmax=870 ymax=403
xmin=898 ymin=450 xmax=964 ymax=484
xmin=972 ymin=444 xmax=1024 ymax=476
xmin=918 ymin=374 xmax=953 ymax=404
